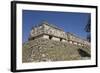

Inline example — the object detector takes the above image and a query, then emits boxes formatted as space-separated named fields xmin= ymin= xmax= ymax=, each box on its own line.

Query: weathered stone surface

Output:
xmin=29 ymin=22 xmax=90 ymax=46
xmin=22 ymin=38 xmax=90 ymax=63
xmin=23 ymin=22 xmax=91 ymax=63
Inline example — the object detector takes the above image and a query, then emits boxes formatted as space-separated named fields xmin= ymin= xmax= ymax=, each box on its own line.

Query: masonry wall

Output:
xmin=67 ymin=33 xmax=84 ymax=44
xmin=43 ymin=24 xmax=67 ymax=40
xmin=29 ymin=23 xmax=90 ymax=46
xmin=43 ymin=35 xmax=49 ymax=39
xmin=30 ymin=25 xmax=44 ymax=39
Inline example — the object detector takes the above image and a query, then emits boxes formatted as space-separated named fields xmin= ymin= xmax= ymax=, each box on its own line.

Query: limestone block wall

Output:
xmin=29 ymin=23 xmax=90 ymax=46
xmin=43 ymin=24 xmax=67 ymax=39
xmin=29 ymin=24 xmax=67 ymax=40
xmin=83 ymin=40 xmax=90 ymax=46
xmin=30 ymin=25 xmax=44 ymax=38
xmin=67 ymin=32 xmax=85 ymax=45
xmin=42 ymin=35 xmax=49 ymax=39
xmin=42 ymin=34 xmax=67 ymax=42
xmin=62 ymin=39 xmax=67 ymax=42
xmin=52 ymin=37 xmax=60 ymax=41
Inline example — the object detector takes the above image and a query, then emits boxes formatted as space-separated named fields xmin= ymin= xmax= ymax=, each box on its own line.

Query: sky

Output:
xmin=22 ymin=10 xmax=90 ymax=43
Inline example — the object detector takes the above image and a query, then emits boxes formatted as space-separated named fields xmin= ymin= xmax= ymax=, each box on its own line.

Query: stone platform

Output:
xmin=22 ymin=38 xmax=90 ymax=63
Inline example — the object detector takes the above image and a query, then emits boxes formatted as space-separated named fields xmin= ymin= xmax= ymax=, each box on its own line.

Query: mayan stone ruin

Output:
xmin=22 ymin=21 xmax=91 ymax=63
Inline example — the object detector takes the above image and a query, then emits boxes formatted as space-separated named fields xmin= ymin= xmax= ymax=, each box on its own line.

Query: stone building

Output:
xmin=29 ymin=21 xmax=67 ymax=42
xmin=28 ymin=21 xmax=90 ymax=46
xmin=22 ymin=21 xmax=91 ymax=63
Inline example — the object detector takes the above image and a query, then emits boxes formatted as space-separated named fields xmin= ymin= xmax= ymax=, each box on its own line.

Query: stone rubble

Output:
xmin=22 ymin=38 xmax=90 ymax=63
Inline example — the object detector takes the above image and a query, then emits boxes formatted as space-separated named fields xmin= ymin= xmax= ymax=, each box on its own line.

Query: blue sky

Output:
xmin=22 ymin=10 xmax=90 ymax=43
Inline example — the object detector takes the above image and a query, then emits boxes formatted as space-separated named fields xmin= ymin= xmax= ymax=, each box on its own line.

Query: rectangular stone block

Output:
xmin=78 ymin=43 xmax=81 ymax=46
xmin=52 ymin=37 xmax=60 ymax=41
xmin=73 ymin=42 xmax=78 ymax=45
xmin=43 ymin=35 xmax=49 ymax=39
xmin=62 ymin=39 xmax=67 ymax=42
xmin=69 ymin=41 xmax=73 ymax=44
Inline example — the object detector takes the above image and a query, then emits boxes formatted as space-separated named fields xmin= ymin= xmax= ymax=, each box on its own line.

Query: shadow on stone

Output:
xmin=78 ymin=48 xmax=90 ymax=57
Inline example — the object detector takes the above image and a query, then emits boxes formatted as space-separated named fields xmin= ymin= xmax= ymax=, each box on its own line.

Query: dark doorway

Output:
xmin=60 ymin=38 xmax=62 ymax=41
xmin=49 ymin=35 xmax=52 ymax=40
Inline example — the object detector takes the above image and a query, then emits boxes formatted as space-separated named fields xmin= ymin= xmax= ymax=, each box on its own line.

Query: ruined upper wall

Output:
xmin=67 ymin=32 xmax=90 ymax=45
xmin=43 ymin=24 xmax=67 ymax=39
xmin=67 ymin=32 xmax=83 ymax=43
xmin=29 ymin=22 xmax=67 ymax=40
xmin=29 ymin=22 xmax=90 ymax=46
xmin=30 ymin=25 xmax=44 ymax=38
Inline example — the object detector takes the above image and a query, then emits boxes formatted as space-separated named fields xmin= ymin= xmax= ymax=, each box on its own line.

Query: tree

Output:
xmin=85 ymin=15 xmax=91 ymax=42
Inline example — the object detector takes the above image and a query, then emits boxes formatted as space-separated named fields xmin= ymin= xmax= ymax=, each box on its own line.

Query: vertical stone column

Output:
xmin=69 ymin=40 xmax=73 ymax=44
